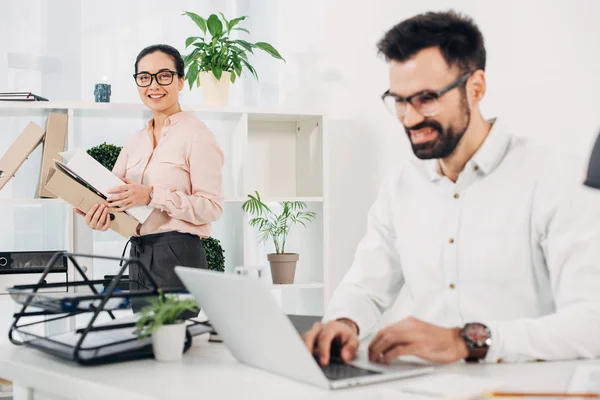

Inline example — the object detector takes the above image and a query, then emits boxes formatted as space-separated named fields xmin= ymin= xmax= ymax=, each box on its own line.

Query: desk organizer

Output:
xmin=8 ymin=252 xmax=212 ymax=365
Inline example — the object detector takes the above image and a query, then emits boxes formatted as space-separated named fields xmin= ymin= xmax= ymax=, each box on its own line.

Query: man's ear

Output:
xmin=467 ymin=70 xmax=486 ymax=106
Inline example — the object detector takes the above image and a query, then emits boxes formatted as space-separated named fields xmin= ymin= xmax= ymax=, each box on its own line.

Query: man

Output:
xmin=303 ymin=10 xmax=600 ymax=365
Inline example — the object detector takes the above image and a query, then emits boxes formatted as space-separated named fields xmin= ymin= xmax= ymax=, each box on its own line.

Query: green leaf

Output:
xmin=193 ymin=42 xmax=206 ymax=50
xmin=228 ymin=16 xmax=247 ymax=31
xmin=218 ymin=12 xmax=230 ymax=30
xmin=183 ymin=12 xmax=207 ymax=35
xmin=233 ymin=27 xmax=250 ymax=34
xmin=212 ymin=66 xmax=222 ymax=80
xmin=241 ymin=59 xmax=259 ymax=81
xmin=187 ymin=61 xmax=198 ymax=89
xmin=254 ymin=42 xmax=285 ymax=61
xmin=234 ymin=39 xmax=254 ymax=53
xmin=207 ymin=14 xmax=223 ymax=38
xmin=185 ymin=36 xmax=201 ymax=48
xmin=230 ymin=72 xmax=236 ymax=84
xmin=183 ymin=48 xmax=200 ymax=66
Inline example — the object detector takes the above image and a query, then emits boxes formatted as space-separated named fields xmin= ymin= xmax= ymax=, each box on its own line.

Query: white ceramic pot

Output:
xmin=152 ymin=322 xmax=187 ymax=362
xmin=200 ymin=71 xmax=231 ymax=106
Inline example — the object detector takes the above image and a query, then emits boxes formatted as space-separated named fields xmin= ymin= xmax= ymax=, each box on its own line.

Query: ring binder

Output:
xmin=8 ymin=251 xmax=212 ymax=365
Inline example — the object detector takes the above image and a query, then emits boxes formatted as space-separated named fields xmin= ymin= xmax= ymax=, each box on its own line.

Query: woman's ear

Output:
xmin=179 ymin=76 xmax=184 ymax=91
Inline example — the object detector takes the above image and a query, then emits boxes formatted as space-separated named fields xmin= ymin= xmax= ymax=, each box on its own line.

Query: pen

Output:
xmin=484 ymin=392 xmax=600 ymax=398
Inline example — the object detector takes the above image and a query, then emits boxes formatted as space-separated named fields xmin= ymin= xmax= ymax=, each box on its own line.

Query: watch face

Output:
xmin=465 ymin=323 xmax=491 ymax=347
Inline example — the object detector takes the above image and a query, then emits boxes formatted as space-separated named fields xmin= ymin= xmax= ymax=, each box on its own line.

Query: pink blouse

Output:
xmin=112 ymin=111 xmax=224 ymax=237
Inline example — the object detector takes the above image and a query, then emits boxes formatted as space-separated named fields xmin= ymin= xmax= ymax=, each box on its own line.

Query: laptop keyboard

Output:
xmin=315 ymin=355 xmax=382 ymax=381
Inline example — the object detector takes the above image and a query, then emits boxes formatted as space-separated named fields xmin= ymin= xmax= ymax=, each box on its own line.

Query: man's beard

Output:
xmin=405 ymin=95 xmax=471 ymax=160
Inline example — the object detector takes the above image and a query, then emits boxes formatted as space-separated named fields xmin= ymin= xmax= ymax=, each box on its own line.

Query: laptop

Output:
xmin=175 ymin=268 xmax=434 ymax=389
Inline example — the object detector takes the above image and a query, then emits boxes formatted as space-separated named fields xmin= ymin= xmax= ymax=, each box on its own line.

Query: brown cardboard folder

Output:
xmin=45 ymin=160 xmax=138 ymax=238
xmin=0 ymin=122 xmax=46 ymax=191
xmin=38 ymin=113 xmax=68 ymax=198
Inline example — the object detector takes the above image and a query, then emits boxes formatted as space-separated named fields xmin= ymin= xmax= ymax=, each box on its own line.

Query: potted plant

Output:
xmin=182 ymin=11 xmax=285 ymax=106
xmin=87 ymin=142 xmax=122 ymax=170
xmin=201 ymin=237 xmax=226 ymax=272
xmin=135 ymin=290 xmax=199 ymax=362
xmin=242 ymin=191 xmax=316 ymax=284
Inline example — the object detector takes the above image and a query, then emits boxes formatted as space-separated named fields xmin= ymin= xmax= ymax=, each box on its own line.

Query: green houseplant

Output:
xmin=242 ymin=191 xmax=316 ymax=284
xmin=135 ymin=290 xmax=199 ymax=362
xmin=182 ymin=11 xmax=285 ymax=106
xmin=87 ymin=142 xmax=122 ymax=171
xmin=201 ymin=237 xmax=225 ymax=272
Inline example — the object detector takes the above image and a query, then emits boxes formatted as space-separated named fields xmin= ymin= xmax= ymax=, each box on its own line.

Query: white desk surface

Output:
xmin=0 ymin=334 xmax=597 ymax=400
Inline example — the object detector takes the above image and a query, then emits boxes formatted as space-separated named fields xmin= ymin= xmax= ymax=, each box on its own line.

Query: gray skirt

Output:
xmin=127 ymin=231 xmax=207 ymax=314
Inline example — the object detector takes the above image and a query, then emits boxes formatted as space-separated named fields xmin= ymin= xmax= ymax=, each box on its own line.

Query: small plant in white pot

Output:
xmin=135 ymin=290 xmax=199 ymax=362
xmin=182 ymin=11 xmax=285 ymax=106
xmin=242 ymin=191 xmax=316 ymax=284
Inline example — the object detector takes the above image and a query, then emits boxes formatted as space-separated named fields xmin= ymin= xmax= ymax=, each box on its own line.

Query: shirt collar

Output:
xmin=146 ymin=111 xmax=193 ymax=130
xmin=470 ymin=117 xmax=511 ymax=175
xmin=425 ymin=117 xmax=510 ymax=182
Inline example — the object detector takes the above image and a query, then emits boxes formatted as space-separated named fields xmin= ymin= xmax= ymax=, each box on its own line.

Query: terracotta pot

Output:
xmin=267 ymin=253 xmax=299 ymax=284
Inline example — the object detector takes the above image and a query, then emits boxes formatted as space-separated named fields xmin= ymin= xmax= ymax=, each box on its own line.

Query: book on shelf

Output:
xmin=0 ymin=92 xmax=48 ymax=101
xmin=0 ymin=377 xmax=11 ymax=391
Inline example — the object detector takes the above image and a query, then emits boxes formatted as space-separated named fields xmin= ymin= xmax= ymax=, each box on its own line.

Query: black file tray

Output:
xmin=8 ymin=251 xmax=213 ymax=365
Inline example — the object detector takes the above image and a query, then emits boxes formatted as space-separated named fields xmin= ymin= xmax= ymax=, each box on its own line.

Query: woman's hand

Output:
xmin=75 ymin=204 xmax=111 ymax=231
xmin=107 ymin=178 xmax=152 ymax=212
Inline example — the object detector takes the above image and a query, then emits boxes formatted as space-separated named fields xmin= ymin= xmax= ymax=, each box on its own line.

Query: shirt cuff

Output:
xmin=482 ymin=321 xmax=504 ymax=363
xmin=148 ymin=185 xmax=168 ymax=210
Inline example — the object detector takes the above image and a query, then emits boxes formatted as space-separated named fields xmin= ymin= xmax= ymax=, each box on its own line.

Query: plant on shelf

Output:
xmin=182 ymin=11 xmax=285 ymax=106
xmin=135 ymin=289 xmax=199 ymax=362
xmin=242 ymin=191 xmax=316 ymax=284
xmin=201 ymin=237 xmax=225 ymax=272
xmin=87 ymin=142 xmax=122 ymax=171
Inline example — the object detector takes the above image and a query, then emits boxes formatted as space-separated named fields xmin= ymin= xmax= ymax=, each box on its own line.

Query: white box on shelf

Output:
xmin=58 ymin=149 xmax=152 ymax=224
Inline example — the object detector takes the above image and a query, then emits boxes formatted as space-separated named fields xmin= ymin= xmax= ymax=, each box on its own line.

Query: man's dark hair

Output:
xmin=135 ymin=44 xmax=185 ymax=77
xmin=377 ymin=10 xmax=486 ymax=73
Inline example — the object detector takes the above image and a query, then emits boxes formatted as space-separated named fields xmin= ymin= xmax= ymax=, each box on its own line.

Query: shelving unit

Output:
xmin=0 ymin=102 xmax=328 ymax=319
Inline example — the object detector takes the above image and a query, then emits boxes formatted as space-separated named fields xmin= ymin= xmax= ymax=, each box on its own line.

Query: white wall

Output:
xmin=275 ymin=0 xmax=600 ymax=318
xmin=2 ymin=0 xmax=600 ymax=321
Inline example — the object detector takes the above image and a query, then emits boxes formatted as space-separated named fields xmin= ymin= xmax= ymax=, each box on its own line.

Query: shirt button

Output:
xmin=449 ymin=238 xmax=455 ymax=244
xmin=497 ymin=358 xmax=504 ymax=363
xmin=453 ymin=193 xmax=460 ymax=199
xmin=474 ymin=165 xmax=479 ymax=171
xmin=449 ymin=283 xmax=456 ymax=289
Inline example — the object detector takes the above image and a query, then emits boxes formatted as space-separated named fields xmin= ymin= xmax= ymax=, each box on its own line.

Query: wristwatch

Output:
xmin=460 ymin=322 xmax=491 ymax=362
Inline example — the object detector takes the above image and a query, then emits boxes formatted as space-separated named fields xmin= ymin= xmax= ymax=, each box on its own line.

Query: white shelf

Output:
xmin=269 ymin=282 xmax=324 ymax=290
xmin=0 ymin=102 xmax=327 ymax=316
xmin=0 ymin=101 xmax=322 ymax=121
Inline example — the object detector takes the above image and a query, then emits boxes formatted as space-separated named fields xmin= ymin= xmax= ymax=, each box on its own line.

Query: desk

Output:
xmin=0 ymin=334 xmax=597 ymax=400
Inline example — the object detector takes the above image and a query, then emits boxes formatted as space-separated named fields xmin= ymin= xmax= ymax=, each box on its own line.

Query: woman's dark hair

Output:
xmin=134 ymin=44 xmax=185 ymax=77
xmin=377 ymin=10 xmax=486 ymax=73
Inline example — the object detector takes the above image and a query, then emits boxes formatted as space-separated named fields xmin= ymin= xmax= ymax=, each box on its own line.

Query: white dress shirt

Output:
xmin=325 ymin=118 xmax=600 ymax=363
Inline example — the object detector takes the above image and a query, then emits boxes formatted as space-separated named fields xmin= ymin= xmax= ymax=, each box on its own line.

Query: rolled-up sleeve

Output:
xmin=149 ymin=133 xmax=224 ymax=225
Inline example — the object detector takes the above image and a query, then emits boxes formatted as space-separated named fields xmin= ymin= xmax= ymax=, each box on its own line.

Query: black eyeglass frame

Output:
xmin=132 ymin=70 xmax=179 ymax=87
xmin=381 ymin=71 xmax=474 ymax=117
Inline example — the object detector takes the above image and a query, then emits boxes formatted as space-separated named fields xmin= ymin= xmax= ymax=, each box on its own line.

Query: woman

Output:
xmin=76 ymin=44 xmax=224 ymax=313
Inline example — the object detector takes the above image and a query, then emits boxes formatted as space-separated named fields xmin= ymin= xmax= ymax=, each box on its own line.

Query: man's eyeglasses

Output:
xmin=381 ymin=71 xmax=474 ymax=118
xmin=133 ymin=70 xmax=178 ymax=87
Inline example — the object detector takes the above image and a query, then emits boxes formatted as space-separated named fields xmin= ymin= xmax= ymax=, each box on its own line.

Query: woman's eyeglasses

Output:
xmin=133 ymin=70 xmax=178 ymax=87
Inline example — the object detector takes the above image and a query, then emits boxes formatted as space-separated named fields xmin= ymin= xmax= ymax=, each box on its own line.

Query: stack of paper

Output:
xmin=59 ymin=149 xmax=153 ymax=224
xmin=381 ymin=373 xmax=504 ymax=400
